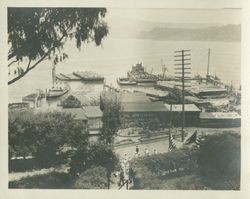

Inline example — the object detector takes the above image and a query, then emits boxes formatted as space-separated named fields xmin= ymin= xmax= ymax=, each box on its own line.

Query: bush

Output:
xmin=130 ymin=147 xmax=200 ymax=190
xmin=73 ymin=166 xmax=108 ymax=189
xmin=8 ymin=110 xmax=88 ymax=167
xmin=69 ymin=142 xmax=118 ymax=176
xmin=198 ymin=132 xmax=240 ymax=190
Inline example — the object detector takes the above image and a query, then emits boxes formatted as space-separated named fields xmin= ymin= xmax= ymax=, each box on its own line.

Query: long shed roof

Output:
xmin=164 ymin=104 xmax=201 ymax=112
xmin=82 ymin=106 xmax=103 ymax=118
xmin=62 ymin=108 xmax=87 ymax=120
xmin=122 ymin=101 xmax=168 ymax=112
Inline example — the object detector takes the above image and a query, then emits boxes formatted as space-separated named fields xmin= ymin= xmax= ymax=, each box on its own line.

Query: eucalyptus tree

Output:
xmin=8 ymin=8 xmax=108 ymax=85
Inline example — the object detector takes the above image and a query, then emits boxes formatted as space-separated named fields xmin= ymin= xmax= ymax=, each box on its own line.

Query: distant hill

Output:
xmin=138 ymin=24 xmax=241 ymax=42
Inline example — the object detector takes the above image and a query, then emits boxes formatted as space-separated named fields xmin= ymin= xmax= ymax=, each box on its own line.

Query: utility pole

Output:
xmin=174 ymin=50 xmax=191 ymax=142
xmin=206 ymin=48 xmax=211 ymax=83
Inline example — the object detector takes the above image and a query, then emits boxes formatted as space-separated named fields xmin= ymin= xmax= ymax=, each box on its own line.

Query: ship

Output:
xmin=59 ymin=73 xmax=81 ymax=81
xmin=127 ymin=63 xmax=158 ymax=84
xmin=73 ymin=71 xmax=104 ymax=82
xmin=117 ymin=77 xmax=137 ymax=85
xmin=46 ymin=66 xmax=70 ymax=99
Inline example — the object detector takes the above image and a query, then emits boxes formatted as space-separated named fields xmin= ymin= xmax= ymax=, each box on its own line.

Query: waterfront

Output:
xmin=8 ymin=38 xmax=240 ymax=103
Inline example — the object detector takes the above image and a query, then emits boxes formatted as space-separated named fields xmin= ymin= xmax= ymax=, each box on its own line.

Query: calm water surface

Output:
xmin=8 ymin=38 xmax=241 ymax=103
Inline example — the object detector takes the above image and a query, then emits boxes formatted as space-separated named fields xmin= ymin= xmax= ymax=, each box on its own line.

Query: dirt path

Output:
xmin=9 ymin=164 xmax=69 ymax=182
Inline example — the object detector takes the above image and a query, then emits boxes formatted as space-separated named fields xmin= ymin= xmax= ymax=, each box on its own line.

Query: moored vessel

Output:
xmin=117 ymin=77 xmax=137 ymax=85
xmin=73 ymin=71 xmax=104 ymax=82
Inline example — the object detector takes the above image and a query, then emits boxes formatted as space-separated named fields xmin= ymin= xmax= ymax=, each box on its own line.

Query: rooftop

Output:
xmin=191 ymin=87 xmax=228 ymax=95
xmin=62 ymin=108 xmax=87 ymax=120
xmin=121 ymin=92 xmax=151 ymax=103
xmin=122 ymin=101 xmax=168 ymax=112
xmin=164 ymin=104 xmax=201 ymax=112
xmin=200 ymin=112 xmax=241 ymax=119
xmin=82 ymin=106 xmax=103 ymax=118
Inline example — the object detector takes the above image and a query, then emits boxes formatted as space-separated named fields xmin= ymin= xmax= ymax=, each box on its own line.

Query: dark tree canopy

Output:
xmin=8 ymin=8 xmax=108 ymax=85
xmin=198 ymin=132 xmax=240 ymax=190
xmin=8 ymin=110 xmax=88 ymax=164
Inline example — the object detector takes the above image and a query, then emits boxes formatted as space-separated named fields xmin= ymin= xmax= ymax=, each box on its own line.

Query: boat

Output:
xmin=117 ymin=77 xmax=137 ymax=85
xmin=127 ymin=63 xmax=158 ymax=84
xmin=56 ymin=74 xmax=70 ymax=81
xmin=60 ymin=73 xmax=81 ymax=81
xmin=46 ymin=86 xmax=69 ymax=99
xmin=46 ymin=66 xmax=70 ymax=99
xmin=73 ymin=71 xmax=104 ymax=82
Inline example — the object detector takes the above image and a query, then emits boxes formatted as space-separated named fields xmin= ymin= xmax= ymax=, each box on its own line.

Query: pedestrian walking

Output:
xmin=154 ymin=149 xmax=158 ymax=155
xmin=145 ymin=148 xmax=149 ymax=156
xmin=128 ymin=167 xmax=135 ymax=184
xmin=119 ymin=170 xmax=125 ymax=187
xmin=124 ymin=169 xmax=129 ymax=189
xmin=136 ymin=145 xmax=139 ymax=154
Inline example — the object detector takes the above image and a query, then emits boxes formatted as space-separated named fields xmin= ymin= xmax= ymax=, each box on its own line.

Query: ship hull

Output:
xmin=46 ymin=88 xmax=69 ymax=99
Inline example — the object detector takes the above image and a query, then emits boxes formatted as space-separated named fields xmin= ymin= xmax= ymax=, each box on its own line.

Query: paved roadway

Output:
xmin=114 ymin=137 xmax=170 ymax=160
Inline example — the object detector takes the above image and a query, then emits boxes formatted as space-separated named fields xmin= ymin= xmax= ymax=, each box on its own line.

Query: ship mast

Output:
xmin=206 ymin=48 xmax=211 ymax=83
xmin=52 ymin=65 xmax=56 ymax=86
xmin=161 ymin=59 xmax=167 ymax=79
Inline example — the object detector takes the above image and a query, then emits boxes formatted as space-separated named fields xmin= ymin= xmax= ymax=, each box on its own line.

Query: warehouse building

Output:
xmin=164 ymin=104 xmax=201 ymax=127
xmin=199 ymin=112 xmax=241 ymax=128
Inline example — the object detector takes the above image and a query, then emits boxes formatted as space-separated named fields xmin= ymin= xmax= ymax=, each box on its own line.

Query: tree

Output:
xmin=69 ymin=142 xmax=118 ymax=189
xmin=8 ymin=110 xmax=88 ymax=166
xmin=100 ymin=90 xmax=122 ymax=144
xmin=8 ymin=8 xmax=108 ymax=85
xmin=198 ymin=132 xmax=240 ymax=190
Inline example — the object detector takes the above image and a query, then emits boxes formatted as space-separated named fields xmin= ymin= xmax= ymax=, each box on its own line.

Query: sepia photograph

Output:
xmin=6 ymin=5 xmax=242 ymax=191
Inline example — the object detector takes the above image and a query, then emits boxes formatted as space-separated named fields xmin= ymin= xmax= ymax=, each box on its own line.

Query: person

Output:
xmin=154 ymin=149 xmax=158 ymax=155
xmin=119 ymin=170 xmax=124 ymax=187
xmin=136 ymin=145 xmax=139 ymax=154
xmin=124 ymin=169 xmax=129 ymax=189
xmin=128 ymin=167 xmax=135 ymax=184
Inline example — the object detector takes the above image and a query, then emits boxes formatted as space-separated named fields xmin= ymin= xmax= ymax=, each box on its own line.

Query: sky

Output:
xmin=104 ymin=8 xmax=241 ymax=38
xmin=106 ymin=8 xmax=241 ymax=25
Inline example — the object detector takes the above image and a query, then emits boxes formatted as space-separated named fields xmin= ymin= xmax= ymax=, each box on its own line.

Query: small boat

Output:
xmin=73 ymin=71 xmax=104 ymax=82
xmin=117 ymin=77 xmax=137 ymax=85
xmin=60 ymin=73 xmax=81 ymax=81
xmin=56 ymin=74 xmax=70 ymax=81
xmin=47 ymin=65 xmax=70 ymax=99
xmin=46 ymin=86 xmax=69 ymax=99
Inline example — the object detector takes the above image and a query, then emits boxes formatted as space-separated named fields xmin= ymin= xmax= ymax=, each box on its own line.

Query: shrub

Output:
xmin=73 ymin=166 xmax=108 ymax=189
xmin=198 ymin=132 xmax=240 ymax=190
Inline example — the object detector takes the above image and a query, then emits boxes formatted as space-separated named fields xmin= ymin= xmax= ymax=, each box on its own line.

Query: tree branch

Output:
xmin=8 ymin=59 xmax=19 ymax=67
xmin=8 ymin=35 xmax=67 ymax=85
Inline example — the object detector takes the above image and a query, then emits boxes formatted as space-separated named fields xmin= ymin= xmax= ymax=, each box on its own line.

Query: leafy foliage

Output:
xmin=69 ymin=142 xmax=118 ymax=175
xmin=198 ymin=132 xmax=240 ymax=190
xmin=100 ymin=90 xmax=122 ymax=144
xmin=8 ymin=110 xmax=88 ymax=165
xmin=8 ymin=8 xmax=108 ymax=84
xmin=130 ymin=148 xmax=208 ymax=190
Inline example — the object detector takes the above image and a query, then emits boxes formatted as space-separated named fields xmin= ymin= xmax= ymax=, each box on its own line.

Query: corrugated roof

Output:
xmin=164 ymin=104 xmax=201 ymax=112
xmin=62 ymin=108 xmax=87 ymax=120
xmin=121 ymin=92 xmax=151 ymax=103
xmin=82 ymin=106 xmax=103 ymax=118
xmin=200 ymin=112 xmax=241 ymax=119
xmin=122 ymin=101 xmax=168 ymax=112
xmin=191 ymin=87 xmax=227 ymax=95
